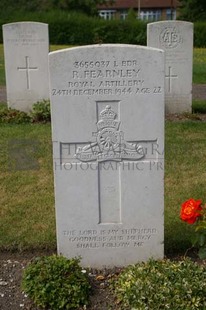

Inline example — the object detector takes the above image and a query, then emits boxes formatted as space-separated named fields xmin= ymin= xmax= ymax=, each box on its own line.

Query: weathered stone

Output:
xmin=3 ymin=22 xmax=49 ymax=112
xmin=147 ymin=21 xmax=193 ymax=114
xmin=49 ymin=44 xmax=164 ymax=268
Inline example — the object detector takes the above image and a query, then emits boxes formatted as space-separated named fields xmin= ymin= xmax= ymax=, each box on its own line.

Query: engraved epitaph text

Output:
xmin=50 ymin=45 xmax=164 ymax=267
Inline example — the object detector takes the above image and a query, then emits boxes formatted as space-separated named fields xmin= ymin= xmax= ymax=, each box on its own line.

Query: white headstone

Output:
xmin=147 ymin=21 xmax=193 ymax=114
xmin=3 ymin=22 xmax=49 ymax=112
xmin=49 ymin=44 xmax=164 ymax=268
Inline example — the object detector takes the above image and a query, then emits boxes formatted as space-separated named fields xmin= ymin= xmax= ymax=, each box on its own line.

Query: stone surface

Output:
xmin=147 ymin=21 xmax=193 ymax=114
xmin=49 ymin=44 xmax=164 ymax=268
xmin=3 ymin=22 xmax=49 ymax=112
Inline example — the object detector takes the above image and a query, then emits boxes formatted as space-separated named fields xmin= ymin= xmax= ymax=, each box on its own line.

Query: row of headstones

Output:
xmin=3 ymin=21 xmax=193 ymax=268
xmin=3 ymin=20 xmax=193 ymax=114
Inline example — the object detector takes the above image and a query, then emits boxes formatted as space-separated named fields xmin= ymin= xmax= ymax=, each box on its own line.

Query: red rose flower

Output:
xmin=180 ymin=198 xmax=202 ymax=224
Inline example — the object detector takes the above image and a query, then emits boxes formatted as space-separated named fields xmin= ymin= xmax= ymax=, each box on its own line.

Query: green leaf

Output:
xmin=21 ymin=255 xmax=91 ymax=309
xmin=198 ymin=247 xmax=206 ymax=260
xmin=112 ymin=259 xmax=206 ymax=309
xmin=191 ymin=234 xmax=199 ymax=246
xmin=199 ymin=233 xmax=206 ymax=247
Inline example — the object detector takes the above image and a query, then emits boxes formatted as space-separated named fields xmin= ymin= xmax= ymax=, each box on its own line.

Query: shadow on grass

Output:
xmin=192 ymin=99 xmax=206 ymax=114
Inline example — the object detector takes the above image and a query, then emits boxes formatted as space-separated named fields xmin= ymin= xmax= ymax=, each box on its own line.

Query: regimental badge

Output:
xmin=75 ymin=105 xmax=145 ymax=162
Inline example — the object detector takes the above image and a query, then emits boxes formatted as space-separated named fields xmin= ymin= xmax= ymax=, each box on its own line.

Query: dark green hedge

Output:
xmin=194 ymin=22 xmax=206 ymax=47
xmin=0 ymin=10 xmax=206 ymax=47
xmin=48 ymin=15 xmax=146 ymax=45
xmin=0 ymin=10 xmax=146 ymax=45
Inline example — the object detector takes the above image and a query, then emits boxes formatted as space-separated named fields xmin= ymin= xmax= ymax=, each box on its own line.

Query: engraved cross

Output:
xmin=60 ymin=104 xmax=156 ymax=225
xmin=17 ymin=56 xmax=38 ymax=90
xmin=165 ymin=66 xmax=178 ymax=93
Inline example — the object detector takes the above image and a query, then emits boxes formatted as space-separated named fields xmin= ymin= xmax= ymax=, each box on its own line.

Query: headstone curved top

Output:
xmin=3 ymin=22 xmax=49 ymax=112
xmin=147 ymin=21 xmax=193 ymax=114
xmin=49 ymin=44 xmax=164 ymax=268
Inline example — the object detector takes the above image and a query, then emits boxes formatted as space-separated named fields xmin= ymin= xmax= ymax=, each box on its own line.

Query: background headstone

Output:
xmin=147 ymin=21 xmax=193 ymax=114
xmin=49 ymin=44 xmax=164 ymax=268
xmin=3 ymin=22 xmax=49 ymax=112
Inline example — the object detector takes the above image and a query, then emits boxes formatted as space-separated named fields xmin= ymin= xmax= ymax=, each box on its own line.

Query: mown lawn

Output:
xmin=0 ymin=44 xmax=5 ymax=86
xmin=164 ymin=121 xmax=206 ymax=253
xmin=193 ymin=48 xmax=206 ymax=84
xmin=0 ymin=123 xmax=56 ymax=251
xmin=0 ymin=44 xmax=206 ymax=254
xmin=0 ymin=121 xmax=206 ymax=254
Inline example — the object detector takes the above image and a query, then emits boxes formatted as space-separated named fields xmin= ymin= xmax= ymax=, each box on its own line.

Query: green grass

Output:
xmin=193 ymin=99 xmax=206 ymax=113
xmin=0 ymin=44 xmax=5 ymax=86
xmin=50 ymin=45 xmax=72 ymax=52
xmin=0 ymin=45 xmax=206 ymax=87
xmin=0 ymin=123 xmax=56 ymax=251
xmin=0 ymin=43 xmax=206 ymax=254
xmin=193 ymin=48 xmax=206 ymax=84
xmin=165 ymin=121 xmax=206 ymax=253
xmin=0 ymin=121 xmax=206 ymax=254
